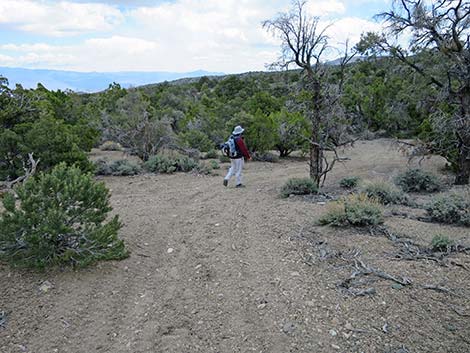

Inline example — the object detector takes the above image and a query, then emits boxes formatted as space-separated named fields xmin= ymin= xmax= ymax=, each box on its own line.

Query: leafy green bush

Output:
xmin=394 ymin=168 xmax=441 ymax=193
xmin=144 ymin=155 xmax=177 ymax=174
xmin=144 ymin=154 xmax=199 ymax=174
xmin=280 ymin=178 xmax=318 ymax=198
xmin=339 ymin=176 xmax=361 ymax=189
xmin=195 ymin=162 xmax=213 ymax=175
xmin=94 ymin=159 xmax=112 ymax=176
xmin=362 ymin=180 xmax=408 ymax=205
xmin=425 ymin=193 xmax=470 ymax=226
xmin=203 ymin=150 xmax=218 ymax=159
xmin=209 ymin=160 xmax=220 ymax=169
xmin=100 ymin=141 xmax=123 ymax=151
xmin=430 ymin=234 xmax=455 ymax=252
xmin=219 ymin=155 xmax=231 ymax=163
xmin=0 ymin=164 xmax=127 ymax=268
xmin=109 ymin=160 xmax=142 ymax=176
xmin=319 ymin=194 xmax=384 ymax=227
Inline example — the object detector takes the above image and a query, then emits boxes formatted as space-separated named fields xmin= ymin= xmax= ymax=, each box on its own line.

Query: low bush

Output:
xmin=94 ymin=159 xmax=112 ymax=176
xmin=394 ymin=168 xmax=441 ymax=193
xmin=219 ymin=155 xmax=231 ymax=163
xmin=319 ymin=193 xmax=384 ymax=227
xmin=100 ymin=141 xmax=123 ymax=151
xmin=144 ymin=155 xmax=177 ymax=174
xmin=252 ymin=152 xmax=279 ymax=163
xmin=0 ymin=164 xmax=127 ymax=268
xmin=195 ymin=162 xmax=213 ymax=175
xmin=109 ymin=160 xmax=142 ymax=176
xmin=339 ymin=176 xmax=361 ymax=189
xmin=144 ymin=154 xmax=199 ymax=174
xmin=209 ymin=160 xmax=220 ymax=170
xmin=280 ymin=178 xmax=318 ymax=198
xmin=430 ymin=234 xmax=455 ymax=252
xmin=362 ymin=180 xmax=408 ymax=205
xmin=203 ymin=150 xmax=218 ymax=159
xmin=425 ymin=193 xmax=470 ymax=226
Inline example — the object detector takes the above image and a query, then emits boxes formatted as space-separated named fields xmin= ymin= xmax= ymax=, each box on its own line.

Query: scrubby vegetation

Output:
xmin=0 ymin=164 xmax=127 ymax=268
xmin=394 ymin=169 xmax=442 ymax=193
xmin=430 ymin=234 xmax=455 ymax=252
xmin=339 ymin=176 xmax=361 ymax=189
xmin=95 ymin=159 xmax=142 ymax=176
xmin=425 ymin=193 xmax=470 ymax=226
xmin=362 ymin=180 xmax=408 ymax=205
xmin=280 ymin=178 xmax=318 ymax=198
xmin=319 ymin=194 xmax=384 ymax=227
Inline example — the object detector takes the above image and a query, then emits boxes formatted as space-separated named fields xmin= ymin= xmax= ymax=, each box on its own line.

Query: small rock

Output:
xmin=17 ymin=345 xmax=27 ymax=352
xmin=195 ymin=264 xmax=202 ymax=270
xmin=39 ymin=280 xmax=53 ymax=293
xmin=329 ymin=329 xmax=338 ymax=337
xmin=345 ymin=322 xmax=354 ymax=331
xmin=391 ymin=283 xmax=404 ymax=290
xmin=331 ymin=344 xmax=341 ymax=350
xmin=167 ymin=248 xmax=174 ymax=254
xmin=317 ymin=202 xmax=326 ymax=205
xmin=305 ymin=300 xmax=315 ymax=307
xmin=214 ymin=223 xmax=220 ymax=227
xmin=291 ymin=271 xmax=300 ymax=277
xmin=342 ymin=332 xmax=352 ymax=339
xmin=282 ymin=322 xmax=296 ymax=335
xmin=257 ymin=303 xmax=267 ymax=310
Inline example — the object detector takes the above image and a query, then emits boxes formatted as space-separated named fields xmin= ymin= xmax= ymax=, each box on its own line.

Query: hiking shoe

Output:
xmin=223 ymin=179 xmax=228 ymax=187
xmin=235 ymin=184 xmax=245 ymax=188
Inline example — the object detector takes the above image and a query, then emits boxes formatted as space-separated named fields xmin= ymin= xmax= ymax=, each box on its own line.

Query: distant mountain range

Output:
xmin=0 ymin=67 xmax=224 ymax=92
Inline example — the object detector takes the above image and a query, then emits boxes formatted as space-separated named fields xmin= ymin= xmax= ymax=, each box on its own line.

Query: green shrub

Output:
xmin=362 ymin=180 xmax=408 ymax=205
xmin=176 ymin=156 xmax=199 ymax=172
xmin=0 ymin=164 xmax=127 ymax=268
xmin=319 ymin=194 xmax=384 ymax=227
xmin=430 ymin=234 xmax=455 ymax=252
xmin=144 ymin=155 xmax=177 ymax=174
xmin=203 ymin=150 xmax=219 ymax=159
xmin=94 ymin=159 xmax=112 ymax=176
xmin=219 ymin=155 xmax=231 ymax=163
xmin=100 ymin=141 xmax=123 ymax=151
xmin=425 ymin=193 xmax=470 ymax=226
xmin=144 ymin=154 xmax=199 ymax=174
xmin=209 ymin=160 xmax=220 ymax=170
xmin=339 ymin=176 xmax=361 ymax=189
xmin=280 ymin=178 xmax=318 ymax=198
xmin=109 ymin=160 xmax=142 ymax=176
xmin=195 ymin=162 xmax=213 ymax=175
xmin=252 ymin=152 xmax=279 ymax=163
xmin=394 ymin=168 xmax=441 ymax=193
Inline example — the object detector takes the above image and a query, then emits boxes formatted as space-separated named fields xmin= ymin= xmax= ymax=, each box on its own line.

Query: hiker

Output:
xmin=223 ymin=125 xmax=251 ymax=188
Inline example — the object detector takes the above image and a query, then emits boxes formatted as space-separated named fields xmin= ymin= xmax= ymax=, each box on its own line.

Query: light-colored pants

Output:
xmin=224 ymin=158 xmax=244 ymax=185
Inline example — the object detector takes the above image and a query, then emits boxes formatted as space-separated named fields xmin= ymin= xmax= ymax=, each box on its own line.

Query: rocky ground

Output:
xmin=1 ymin=139 xmax=469 ymax=353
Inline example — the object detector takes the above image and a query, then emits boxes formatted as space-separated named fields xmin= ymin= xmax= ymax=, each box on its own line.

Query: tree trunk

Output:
xmin=454 ymin=90 xmax=470 ymax=185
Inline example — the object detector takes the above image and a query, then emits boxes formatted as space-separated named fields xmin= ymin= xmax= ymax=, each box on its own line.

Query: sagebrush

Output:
xmin=280 ymin=178 xmax=318 ymax=198
xmin=319 ymin=193 xmax=384 ymax=227
xmin=362 ymin=180 xmax=408 ymax=205
xmin=425 ymin=192 xmax=470 ymax=226
xmin=394 ymin=169 xmax=441 ymax=193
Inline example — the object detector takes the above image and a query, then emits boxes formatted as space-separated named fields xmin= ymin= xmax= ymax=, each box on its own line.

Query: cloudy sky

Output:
xmin=0 ymin=0 xmax=392 ymax=73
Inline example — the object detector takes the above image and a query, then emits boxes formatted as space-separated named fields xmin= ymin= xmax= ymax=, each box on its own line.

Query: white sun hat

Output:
xmin=232 ymin=125 xmax=245 ymax=135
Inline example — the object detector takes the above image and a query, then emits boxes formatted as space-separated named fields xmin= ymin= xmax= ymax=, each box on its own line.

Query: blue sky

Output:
xmin=0 ymin=0 xmax=392 ymax=73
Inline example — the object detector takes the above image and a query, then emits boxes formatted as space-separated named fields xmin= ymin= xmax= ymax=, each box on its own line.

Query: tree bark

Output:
xmin=455 ymin=90 xmax=470 ymax=185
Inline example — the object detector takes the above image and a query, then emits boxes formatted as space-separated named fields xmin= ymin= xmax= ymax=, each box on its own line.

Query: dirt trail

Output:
xmin=1 ymin=140 xmax=470 ymax=353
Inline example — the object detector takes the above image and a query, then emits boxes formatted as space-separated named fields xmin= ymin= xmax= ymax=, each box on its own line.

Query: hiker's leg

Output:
xmin=224 ymin=159 xmax=236 ymax=181
xmin=235 ymin=158 xmax=244 ymax=185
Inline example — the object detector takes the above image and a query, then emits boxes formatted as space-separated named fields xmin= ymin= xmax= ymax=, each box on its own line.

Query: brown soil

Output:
xmin=1 ymin=139 xmax=469 ymax=353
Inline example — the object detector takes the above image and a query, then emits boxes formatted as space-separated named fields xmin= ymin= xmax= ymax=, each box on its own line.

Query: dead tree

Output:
xmin=263 ymin=0 xmax=355 ymax=186
xmin=0 ymin=153 xmax=39 ymax=193
xmin=360 ymin=0 xmax=470 ymax=184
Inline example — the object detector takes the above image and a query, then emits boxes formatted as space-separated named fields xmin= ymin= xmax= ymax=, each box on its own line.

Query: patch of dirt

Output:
xmin=1 ymin=139 xmax=469 ymax=353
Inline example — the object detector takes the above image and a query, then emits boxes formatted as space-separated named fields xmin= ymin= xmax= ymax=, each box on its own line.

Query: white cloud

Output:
xmin=305 ymin=0 xmax=346 ymax=16
xmin=0 ymin=0 xmax=123 ymax=36
xmin=0 ymin=0 xmax=390 ymax=72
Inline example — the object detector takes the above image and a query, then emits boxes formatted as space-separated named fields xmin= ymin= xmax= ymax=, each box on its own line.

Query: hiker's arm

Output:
xmin=237 ymin=138 xmax=251 ymax=160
